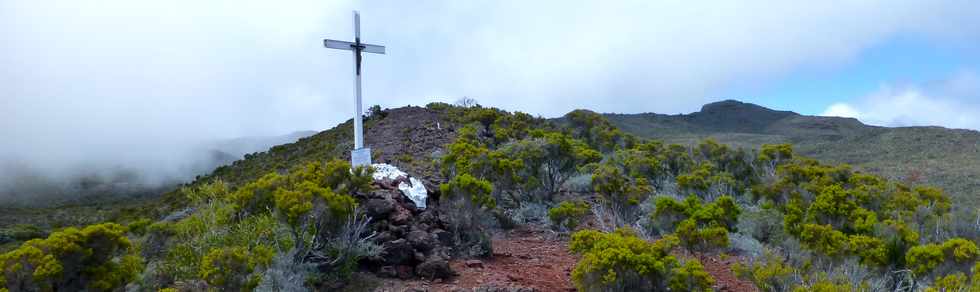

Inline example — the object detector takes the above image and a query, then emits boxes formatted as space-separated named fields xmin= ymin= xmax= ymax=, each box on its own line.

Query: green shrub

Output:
xmin=230 ymin=172 xmax=285 ymax=216
xmin=758 ymin=144 xmax=794 ymax=165
xmin=496 ymin=133 xmax=599 ymax=202
xmin=441 ymin=174 xmax=495 ymax=209
xmin=798 ymin=224 xmax=847 ymax=258
xmin=425 ymin=101 xmax=451 ymax=111
xmin=569 ymin=228 xmax=714 ymax=292
xmin=677 ymin=163 xmax=712 ymax=194
xmin=737 ymin=206 xmax=786 ymax=244
xmin=440 ymin=174 xmax=496 ymax=257
xmin=973 ymin=262 xmax=980 ymax=291
xmin=0 ymin=223 xmax=143 ymax=291
xmin=792 ymin=279 xmax=854 ymax=292
xmin=846 ymin=235 xmax=887 ymax=267
xmin=199 ymin=245 xmax=274 ymax=291
xmin=592 ymin=163 xmax=651 ymax=227
xmin=160 ymin=203 xmax=290 ymax=283
xmin=925 ymin=272 xmax=968 ymax=292
xmin=0 ymin=224 xmax=47 ymax=242
xmin=652 ymin=195 xmax=740 ymax=251
xmin=669 ymin=260 xmax=714 ymax=292
xmin=440 ymin=125 xmax=489 ymax=178
xmin=564 ymin=109 xmax=629 ymax=152
xmin=548 ymin=201 xmax=591 ymax=231
xmin=676 ymin=219 xmax=729 ymax=251
xmin=491 ymin=111 xmax=539 ymax=143
xmin=127 ymin=218 xmax=153 ymax=236
xmin=732 ymin=249 xmax=794 ymax=291
xmin=612 ymin=148 xmax=664 ymax=183
xmin=906 ymin=238 xmax=979 ymax=275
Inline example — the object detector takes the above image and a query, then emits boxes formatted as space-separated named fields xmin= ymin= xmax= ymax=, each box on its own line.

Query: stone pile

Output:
xmin=360 ymin=176 xmax=456 ymax=280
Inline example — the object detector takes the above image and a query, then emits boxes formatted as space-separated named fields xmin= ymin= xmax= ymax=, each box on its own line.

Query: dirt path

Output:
xmin=691 ymin=253 xmax=758 ymax=292
xmin=371 ymin=227 xmax=757 ymax=292
xmin=374 ymin=228 xmax=577 ymax=292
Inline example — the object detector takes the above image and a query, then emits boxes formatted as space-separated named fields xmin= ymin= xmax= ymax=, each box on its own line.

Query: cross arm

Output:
xmin=323 ymin=39 xmax=386 ymax=54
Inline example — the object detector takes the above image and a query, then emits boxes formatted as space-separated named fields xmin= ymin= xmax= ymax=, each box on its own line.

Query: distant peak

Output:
xmin=699 ymin=100 xmax=796 ymax=116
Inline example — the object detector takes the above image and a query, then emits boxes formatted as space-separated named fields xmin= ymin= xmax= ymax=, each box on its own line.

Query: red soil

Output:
xmin=374 ymin=227 xmax=757 ymax=292
xmin=690 ymin=252 xmax=758 ymax=292
xmin=375 ymin=228 xmax=577 ymax=292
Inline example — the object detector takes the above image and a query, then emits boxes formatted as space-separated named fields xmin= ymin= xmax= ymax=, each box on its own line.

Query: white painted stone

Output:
xmin=371 ymin=163 xmax=428 ymax=209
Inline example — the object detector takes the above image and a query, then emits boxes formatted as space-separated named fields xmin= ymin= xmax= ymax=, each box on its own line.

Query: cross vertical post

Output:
xmin=323 ymin=10 xmax=385 ymax=167
xmin=352 ymin=11 xmax=363 ymax=150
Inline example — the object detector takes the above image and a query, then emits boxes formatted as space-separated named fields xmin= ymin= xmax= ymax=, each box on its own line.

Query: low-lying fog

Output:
xmin=0 ymin=131 xmax=315 ymax=206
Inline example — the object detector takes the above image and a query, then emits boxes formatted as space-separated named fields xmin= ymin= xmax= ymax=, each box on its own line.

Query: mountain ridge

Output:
xmin=604 ymin=99 xmax=980 ymax=206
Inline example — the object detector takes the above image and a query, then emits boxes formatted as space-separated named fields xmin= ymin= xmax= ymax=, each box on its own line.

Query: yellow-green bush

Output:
xmin=652 ymin=195 xmax=740 ymax=251
xmin=0 ymin=223 xmax=142 ymax=291
xmin=127 ymin=218 xmax=153 ymax=236
xmin=793 ymin=279 xmax=854 ymax=292
xmin=612 ymin=148 xmax=664 ymax=182
xmin=677 ymin=163 xmax=713 ymax=194
xmin=160 ymin=200 xmax=289 ymax=283
xmin=925 ymin=272 xmax=968 ymax=292
xmin=231 ymin=172 xmax=285 ymax=216
xmin=846 ymin=235 xmax=888 ymax=267
xmin=441 ymin=173 xmax=495 ymax=209
xmin=548 ymin=200 xmax=591 ymax=231
xmin=758 ymin=144 xmax=794 ymax=164
xmin=973 ymin=262 xmax=980 ymax=292
xmin=906 ymin=238 xmax=979 ymax=275
xmin=676 ymin=219 xmax=729 ymax=252
xmin=592 ymin=163 xmax=651 ymax=225
xmin=798 ymin=224 xmax=848 ymax=258
xmin=0 ymin=224 xmax=47 ymax=242
xmin=569 ymin=228 xmax=714 ymax=291
xmin=668 ymin=260 xmax=714 ymax=292
xmin=733 ymin=249 xmax=794 ymax=291
xmin=564 ymin=109 xmax=634 ymax=153
xmin=322 ymin=160 xmax=375 ymax=195
xmin=199 ymin=245 xmax=273 ymax=291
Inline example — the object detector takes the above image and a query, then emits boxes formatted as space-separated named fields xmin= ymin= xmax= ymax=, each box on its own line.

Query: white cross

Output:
xmin=323 ymin=11 xmax=385 ymax=167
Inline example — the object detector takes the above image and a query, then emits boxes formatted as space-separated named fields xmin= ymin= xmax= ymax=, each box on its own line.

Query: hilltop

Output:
xmin=605 ymin=99 xmax=980 ymax=206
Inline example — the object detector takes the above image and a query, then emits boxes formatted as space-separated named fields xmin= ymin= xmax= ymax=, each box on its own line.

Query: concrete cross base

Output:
xmin=351 ymin=147 xmax=372 ymax=167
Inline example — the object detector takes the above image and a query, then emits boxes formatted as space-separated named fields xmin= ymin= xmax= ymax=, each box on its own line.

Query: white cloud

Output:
xmin=822 ymin=103 xmax=861 ymax=118
xmin=822 ymin=71 xmax=980 ymax=130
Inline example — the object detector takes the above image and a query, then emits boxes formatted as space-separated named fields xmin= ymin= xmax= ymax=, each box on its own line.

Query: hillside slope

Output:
xmin=605 ymin=99 xmax=980 ymax=206
xmin=194 ymin=106 xmax=458 ymax=192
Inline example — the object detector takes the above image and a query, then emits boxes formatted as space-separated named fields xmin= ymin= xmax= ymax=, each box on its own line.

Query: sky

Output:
xmin=2 ymin=0 xmax=980 ymax=185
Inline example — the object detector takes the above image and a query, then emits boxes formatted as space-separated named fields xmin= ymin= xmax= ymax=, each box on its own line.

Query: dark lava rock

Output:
xmin=396 ymin=265 xmax=415 ymax=279
xmin=379 ymin=265 xmax=398 ymax=278
xmin=382 ymin=239 xmax=414 ymax=265
xmin=464 ymin=259 xmax=484 ymax=268
xmin=365 ymin=198 xmax=395 ymax=219
xmin=391 ymin=206 xmax=413 ymax=225
xmin=416 ymin=257 xmax=455 ymax=280
xmin=432 ymin=229 xmax=454 ymax=246
xmin=407 ymin=230 xmax=437 ymax=252
xmin=373 ymin=231 xmax=395 ymax=245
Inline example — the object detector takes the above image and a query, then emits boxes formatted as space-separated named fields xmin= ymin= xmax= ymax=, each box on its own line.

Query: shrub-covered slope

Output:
xmin=604 ymin=99 xmax=980 ymax=207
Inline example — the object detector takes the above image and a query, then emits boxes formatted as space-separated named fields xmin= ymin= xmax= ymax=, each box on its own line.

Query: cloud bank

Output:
xmin=822 ymin=71 xmax=980 ymax=130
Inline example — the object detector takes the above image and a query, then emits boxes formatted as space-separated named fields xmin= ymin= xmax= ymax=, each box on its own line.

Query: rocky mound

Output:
xmin=349 ymin=106 xmax=459 ymax=186
xmin=359 ymin=171 xmax=459 ymax=281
